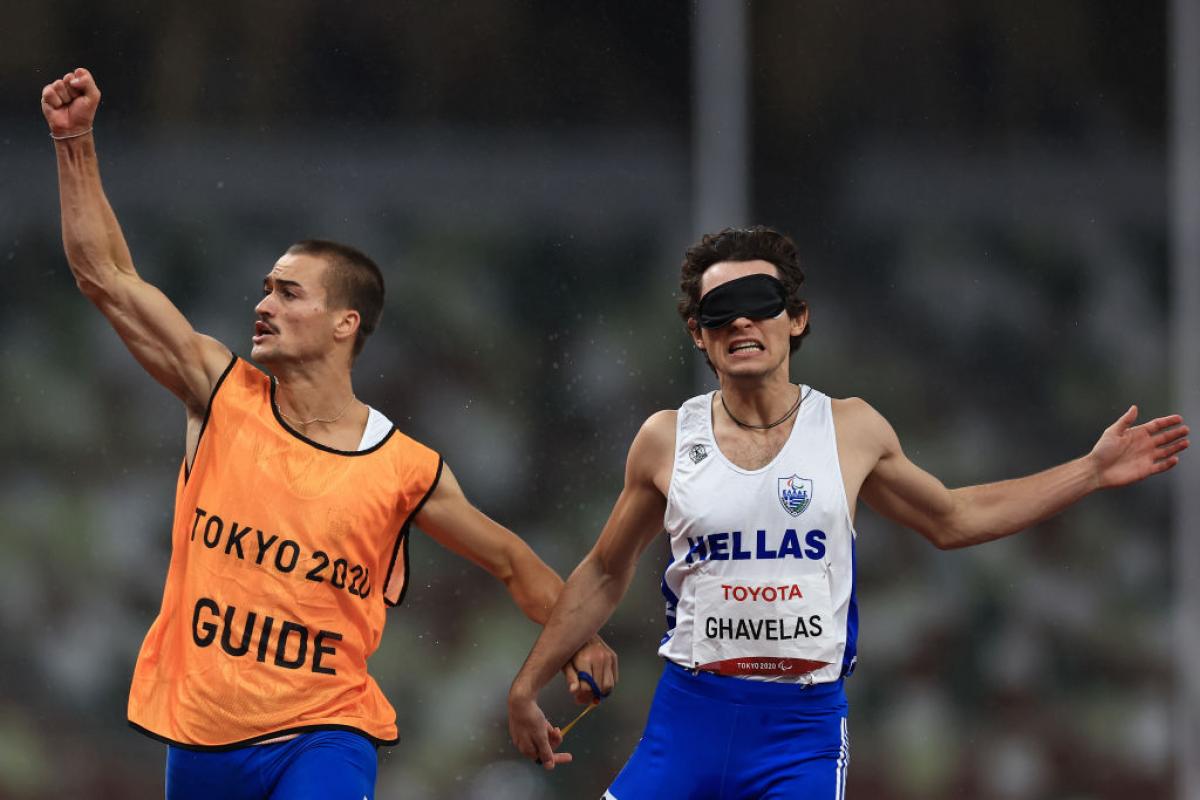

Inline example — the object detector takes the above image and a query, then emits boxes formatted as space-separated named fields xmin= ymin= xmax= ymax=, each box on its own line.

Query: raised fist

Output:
xmin=41 ymin=67 xmax=100 ymax=138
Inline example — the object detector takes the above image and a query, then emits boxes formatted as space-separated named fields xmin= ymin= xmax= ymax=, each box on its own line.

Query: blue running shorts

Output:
xmin=605 ymin=661 xmax=849 ymax=800
xmin=165 ymin=730 xmax=377 ymax=800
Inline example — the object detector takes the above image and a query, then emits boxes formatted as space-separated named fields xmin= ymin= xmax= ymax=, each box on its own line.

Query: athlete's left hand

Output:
xmin=1088 ymin=406 xmax=1189 ymax=489
xmin=563 ymin=635 xmax=617 ymax=705
xmin=508 ymin=690 xmax=572 ymax=770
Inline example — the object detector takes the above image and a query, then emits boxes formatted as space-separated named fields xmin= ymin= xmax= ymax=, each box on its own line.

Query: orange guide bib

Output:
xmin=127 ymin=357 xmax=441 ymax=748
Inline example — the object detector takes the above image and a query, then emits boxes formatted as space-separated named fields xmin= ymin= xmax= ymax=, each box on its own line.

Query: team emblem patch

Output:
xmin=689 ymin=444 xmax=709 ymax=464
xmin=778 ymin=475 xmax=813 ymax=516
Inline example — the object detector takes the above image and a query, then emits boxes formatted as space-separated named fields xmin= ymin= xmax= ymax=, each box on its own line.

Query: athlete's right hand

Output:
xmin=41 ymin=67 xmax=100 ymax=138
xmin=507 ymin=689 xmax=572 ymax=770
xmin=563 ymin=635 xmax=617 ymax=705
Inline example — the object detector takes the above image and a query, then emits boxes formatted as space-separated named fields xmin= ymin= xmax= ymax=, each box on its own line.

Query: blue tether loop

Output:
xmin=576 ymin=670 xmax=610 ymax=701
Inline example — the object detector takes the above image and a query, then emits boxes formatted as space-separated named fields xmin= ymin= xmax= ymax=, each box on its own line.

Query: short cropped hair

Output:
xmin=286 ymin=239 xmax=385 ymax=360
xmin=677 ymin=225 xmax=810 ymax=353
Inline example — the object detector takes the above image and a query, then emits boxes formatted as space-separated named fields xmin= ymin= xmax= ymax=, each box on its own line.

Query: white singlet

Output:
xmin=657 ymin=386 xmax=859 ymax=685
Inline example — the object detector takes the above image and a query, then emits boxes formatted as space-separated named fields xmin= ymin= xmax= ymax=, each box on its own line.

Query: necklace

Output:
xmin=276 ymin=394 xmax=357 ymax=426
xmin=720 ymin=384 xmax=804 ymax=430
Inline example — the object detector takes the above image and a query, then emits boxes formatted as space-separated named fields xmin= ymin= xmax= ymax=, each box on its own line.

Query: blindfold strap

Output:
xmin=697 ymin=273 xmax=787 ymax=329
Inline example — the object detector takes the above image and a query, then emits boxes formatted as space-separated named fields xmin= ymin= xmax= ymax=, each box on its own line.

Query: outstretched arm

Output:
xmin=42 ymin=67 xmax=230 ymax=414
xmin=413 ymin=464 xmax=618 ymax=700
xmin=507 ymin=411 xmax=673 ymax=769
xmin=852 ymin=401 xmax=1189 ymax=550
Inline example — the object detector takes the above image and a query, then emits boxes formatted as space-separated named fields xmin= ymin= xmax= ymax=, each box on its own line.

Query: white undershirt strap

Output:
xmin=358 ymin=406 xmax=394 ymax=450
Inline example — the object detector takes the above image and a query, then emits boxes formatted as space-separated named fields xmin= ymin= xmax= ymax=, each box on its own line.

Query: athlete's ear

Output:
xmin=789 ymin=304 xmax=809 ymax=338
xmin=687 ymin=317 xmax=705 ymax=350
xmin=333 ymin=309 xmax=361 ymax=345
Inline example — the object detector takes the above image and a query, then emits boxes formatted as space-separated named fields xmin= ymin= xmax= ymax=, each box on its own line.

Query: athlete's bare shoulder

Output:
xmin=627 ymin=409 xmax=677 ymax=495
xmin=830 ymin=397 xmax=900 ymax=485
xmin=639 ymin=409 xmax=677 ymax=444
xmin=630 ymin=409 xmax=677 ymax=462
xmin=183 ymin=333 xmax=237 ymax=415
xmin=831 ymin=396 xmax=895 ymax=440
xmin=835 ymin=395 xmax=892 ymax=431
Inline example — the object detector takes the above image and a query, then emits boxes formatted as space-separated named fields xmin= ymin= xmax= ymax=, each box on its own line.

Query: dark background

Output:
xmin=0 ymin=2 xmax=1178 ymax=798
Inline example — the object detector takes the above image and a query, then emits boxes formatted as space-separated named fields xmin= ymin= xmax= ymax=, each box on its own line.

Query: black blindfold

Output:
xmin=696 ymin=273 xmax=788 ymax=329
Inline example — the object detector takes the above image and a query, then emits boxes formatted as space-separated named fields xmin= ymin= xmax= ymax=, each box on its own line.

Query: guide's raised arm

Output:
xmin=42 ymin=67 xmax=230 ymax=413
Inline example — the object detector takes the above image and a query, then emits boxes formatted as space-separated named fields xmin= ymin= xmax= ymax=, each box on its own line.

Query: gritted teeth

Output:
xmin=730 ymin=341 xmax=764 ymax=353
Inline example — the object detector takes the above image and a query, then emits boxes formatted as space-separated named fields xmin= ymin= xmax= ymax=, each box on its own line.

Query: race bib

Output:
xmin=691 ymin=572 xmax=838 ymax=677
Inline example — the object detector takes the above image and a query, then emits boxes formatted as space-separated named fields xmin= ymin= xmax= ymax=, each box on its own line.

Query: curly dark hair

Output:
xmin=677 ymin=225 xmax=809 ymax=353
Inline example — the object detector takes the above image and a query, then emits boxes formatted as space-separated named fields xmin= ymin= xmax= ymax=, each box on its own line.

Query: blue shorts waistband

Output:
xmin=661 ymin=660 xmax=845 ymax=708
